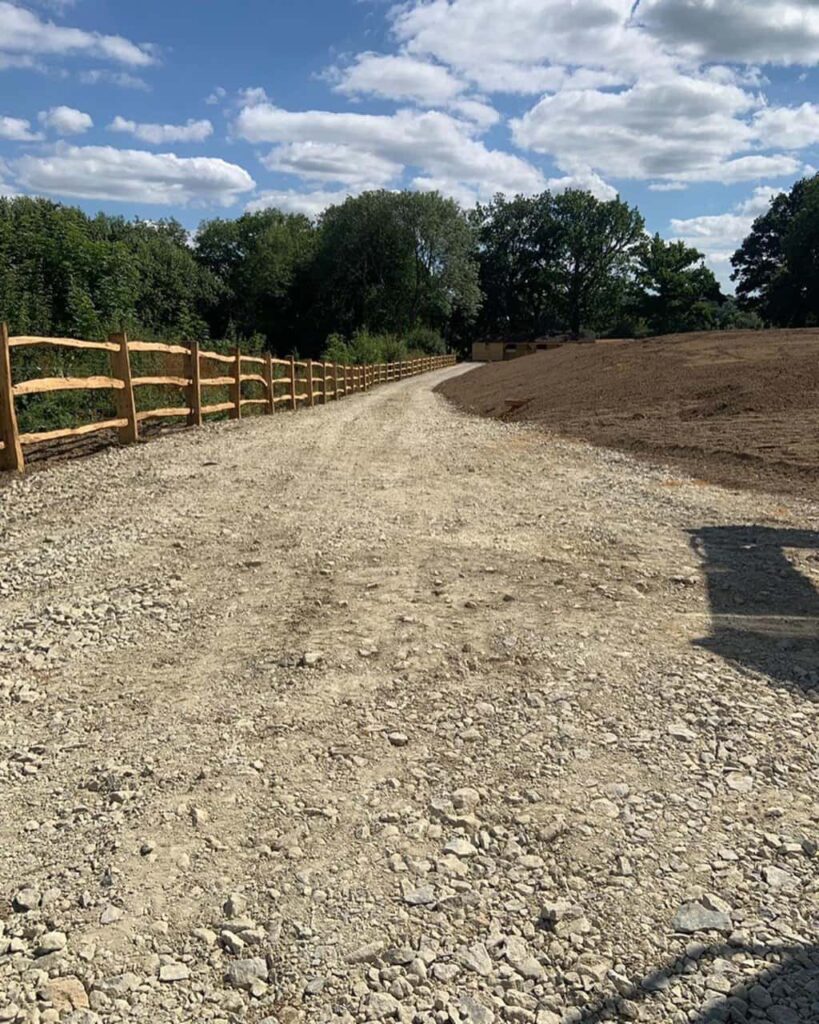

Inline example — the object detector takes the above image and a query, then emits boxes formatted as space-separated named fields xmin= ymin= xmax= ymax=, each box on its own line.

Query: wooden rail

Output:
xmin=0 ymin=323 xmax=457 ymax=472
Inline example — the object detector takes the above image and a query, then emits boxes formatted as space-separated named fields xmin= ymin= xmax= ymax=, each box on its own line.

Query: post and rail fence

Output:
xmin=0 ymin=324 xmax=456 ymax=473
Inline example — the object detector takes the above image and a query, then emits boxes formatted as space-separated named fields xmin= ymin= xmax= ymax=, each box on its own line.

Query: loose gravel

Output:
xmin=0 ymin=366 xmax=817 ymax=1024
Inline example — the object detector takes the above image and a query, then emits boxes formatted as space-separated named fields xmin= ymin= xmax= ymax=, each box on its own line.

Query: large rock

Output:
xmin=228 ymin=957 xmax=268 ymax=990
xmin=44 ymin=977 xmax=89 ymax=1012
xmin=366 ymin=992 xmax=400 ymax=1020
xmin=673 ymin=901 xmax=732 ymax=934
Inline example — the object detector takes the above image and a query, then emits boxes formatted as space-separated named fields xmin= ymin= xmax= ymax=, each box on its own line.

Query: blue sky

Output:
xmin=2 ymin=1 xmax=819 ymax=287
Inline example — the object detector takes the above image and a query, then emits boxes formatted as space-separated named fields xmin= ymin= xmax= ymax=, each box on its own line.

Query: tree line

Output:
xmin=2 ymin=175 xmax=816 ymax=364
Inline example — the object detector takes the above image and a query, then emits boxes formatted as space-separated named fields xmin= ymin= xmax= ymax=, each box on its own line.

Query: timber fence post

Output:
xmin=307 ymin=359 xmax=315 ymax=407
xmin=290 ymin=356 xmax=297 ymax=410
xmin=231 ymin=345 xmax=242 ymax=420
xmin=188 ymin=340 xmax=202 ymax=427
xmin=264 ymin=352 xmax=275 ymax=415
xmin=0 ymin=323 xmax=24 ymax=472
xmin=109 ymin=331 xmax=138 ymax=444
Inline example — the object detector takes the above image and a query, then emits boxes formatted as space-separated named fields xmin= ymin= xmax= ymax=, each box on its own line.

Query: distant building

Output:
xmin=472 ymin=335 xmax=590 ymax=362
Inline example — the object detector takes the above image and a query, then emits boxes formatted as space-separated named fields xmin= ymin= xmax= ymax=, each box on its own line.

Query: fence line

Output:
xmin=0 ymin=324 xmax=456 ymax=472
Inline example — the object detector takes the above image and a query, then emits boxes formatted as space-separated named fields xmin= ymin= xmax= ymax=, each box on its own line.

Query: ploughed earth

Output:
xmin=436 ymin=330 xmax=819 ymax=500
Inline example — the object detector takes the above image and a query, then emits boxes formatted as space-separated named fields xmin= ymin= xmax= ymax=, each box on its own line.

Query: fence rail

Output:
xmin=0 ymin=324 xmax=456 ymax=472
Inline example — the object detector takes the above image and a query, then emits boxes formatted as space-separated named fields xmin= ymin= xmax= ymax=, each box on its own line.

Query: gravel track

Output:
xmin=1 ymin=366 xmax=817 ymax=1024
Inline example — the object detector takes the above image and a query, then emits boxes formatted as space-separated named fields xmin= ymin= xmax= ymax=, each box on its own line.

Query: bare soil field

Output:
xmin=0 ymin=367 xmax=817 ymax=1024
xmin=436 ymin=330 xmax=819 ymax=500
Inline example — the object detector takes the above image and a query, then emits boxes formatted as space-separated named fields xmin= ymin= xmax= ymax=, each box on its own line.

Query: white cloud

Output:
xmin=108 ymin=115 xmax=213 ymax=144
xmin=637 ymin=0 xmax=819 ymax=66
xmin=545 ymin=169 xmax=618 ymax=201
xmin=15 ymin=144 xmax=254 ymax=206
xmin=511 ymin=72 xmax=808 ymax=185
xmin=329 ymin=52 xmax=499 ymax=127
xmin=0 ymin=114 xmax=42 ymax=141
xmin=753 ymin=102 xmax=819 ymax=150
xmin=412 ymin=167 xmax=617 ymax=207
xmin=205 ymin=86 xmax=226 ymax=106
xmin=333 ymin=52 xmax=465 ymax=105
xmin=262 ymin=141 xmax=401 ymax=188
xmin=0 ymin=1 xmax=155 ymax=68
xmin=79 ymin=69 xmax=149 ymax=90
xmin=236 ymin=102 xmax=545 ymax=200
xmin=38 ymin=105 xmax=92 ymax=135
xmin=246 ymin=188 xmax=361 ymax=218
xmin=668 ymin=154 xmax=804 ymax=185
xmin=391 ymin=0 xmax=660 ymax=92
xmin=448 ymin=97 xmax=500 ymax=128
xmin=670 ymin=186 xmax=781 ymax=276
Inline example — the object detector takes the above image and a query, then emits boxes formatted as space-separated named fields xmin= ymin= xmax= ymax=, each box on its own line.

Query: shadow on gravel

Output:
xmin=689 ymin=525 xmax=819 ymax=696
xmin=571 ymin=941 xmax=819 ymax=1023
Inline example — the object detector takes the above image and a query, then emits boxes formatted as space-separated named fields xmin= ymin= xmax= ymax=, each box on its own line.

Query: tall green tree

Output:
xmin=313 ymin=190 xmax=480 ymax=340
xmin=471 ymin=193 xmax=561 ymax=337
xmin=632 ymin=233 xmax=722 ymax=335
xmin=194 ymin=208 xmax=317 ymax=347
xmin=551 ymin=190 xmax=645 ymax=335
xmin=472 ymin=190 xmax=644 ymax=338
xmin=732 ymin=175 xmax=819 ymax=325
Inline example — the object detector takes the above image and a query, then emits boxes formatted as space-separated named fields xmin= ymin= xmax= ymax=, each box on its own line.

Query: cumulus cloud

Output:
xmin=15 ymin=144 xmax=254 ymax=206
xmin=0 ymin=114 xmax=42 ymax=141
xmin=236 ymin=101 xmax=545 ymax=200
xmin=247 ymin=188 xmax=363 ymax=218
xmin=262 ymin=141 xmax=401 ymax=189
xmin=636 ymin=0 xmax=819 ymax=66
xmin=79 ymin=69 xmax=149 ymax=90
xmin=391 ymin=0 xmax=656 ymax=92
xmin=108 ymin=115 xmax=213 ymax=144
xmin=512 ymin=72 xmax=808 ymax=185
xmin=670 ymin=186 xmax=781 ymax=271
xmin=38 ymin=105 xmax=93 ymax=135
xmin=205 ymin=86 xmax=226 ymax=106
xmin=332 ymin=52 xmax=466 ymax=105
xmin=753 ymin=103 xmax=819 ymax=150
xmin=0 ymin=1 xmax=155 ymax=68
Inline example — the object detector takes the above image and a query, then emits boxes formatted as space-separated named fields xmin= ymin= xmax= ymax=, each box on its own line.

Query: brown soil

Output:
xmin=437 ymin=329 xmax=819 ymax=499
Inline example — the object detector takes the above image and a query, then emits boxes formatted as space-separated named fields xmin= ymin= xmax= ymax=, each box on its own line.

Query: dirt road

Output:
xmin=1 ymin=367 xmax=817 ymax=1024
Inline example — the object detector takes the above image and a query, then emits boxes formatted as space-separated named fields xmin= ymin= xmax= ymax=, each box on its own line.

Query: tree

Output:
xmin=632 ymin=234 xmax=722 ymax=335
xmin=732 ymin=175 xmax=819 ymax=325
xmin=471 ymin=193 xmax=562 ymax=337
xmin=313 ymin=190 xmax=480 ymax=341
xmin=550 ymin=190 xmax=645 ymax=335
xmin=195 ymin=209 xmax=317 ymax=347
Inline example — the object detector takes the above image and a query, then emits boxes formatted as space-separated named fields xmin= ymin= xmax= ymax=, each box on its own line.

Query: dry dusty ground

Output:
xmin=0 ymin=366 xmax=817 ymax=1024
xmin=437 ymin=331 xmax=819 ymax=500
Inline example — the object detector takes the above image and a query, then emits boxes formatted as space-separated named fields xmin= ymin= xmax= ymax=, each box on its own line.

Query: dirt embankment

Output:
xmin=437 ymin=330 xmax=819 ymax=499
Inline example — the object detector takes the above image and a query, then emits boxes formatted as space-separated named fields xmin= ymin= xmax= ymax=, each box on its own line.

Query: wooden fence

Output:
xmin=0 ymin=324 xmax=457 ymax=472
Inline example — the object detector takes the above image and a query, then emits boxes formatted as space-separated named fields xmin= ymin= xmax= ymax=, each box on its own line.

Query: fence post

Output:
xmin=230 ymin=345 xmax=242 ymax=420
xmin=264 ymin=352 xmax=275 ymax=414
xmin=307 ymin=359 xmax=315 ymax=407
xmin=0 ymin=323 xmax=24 ymax=472
xmin=188 ymin=340 xmax=202 ymax=427
xmin=109 ymin=332 xmax=138 ymax=444
xmin=289 ymin=356 xmax=298 ymax=410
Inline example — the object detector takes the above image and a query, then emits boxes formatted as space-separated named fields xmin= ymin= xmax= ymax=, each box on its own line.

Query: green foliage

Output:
xmin=0 ymin=196 xmax=216 ymax=340
xmin=194 ymin=209 xmax=317 ymax=346
xmin=732 ymin=175 xmax=819 ymax=325
xmin=630 ymin=234 xmax=723 ymax=335
xmin=404 ymin=325 xmax=445 ymax=354
xmin=321 ymin=330 xmax=409 ymax=365
xmin=313 ymin=191 xmax=480 ymax=340
xmin=472 ymin=190 xmax=644 ymax=338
